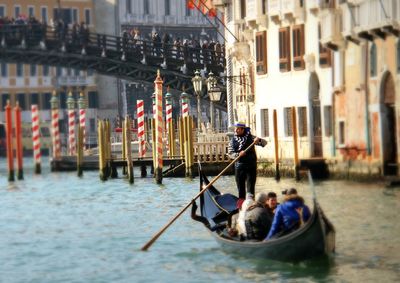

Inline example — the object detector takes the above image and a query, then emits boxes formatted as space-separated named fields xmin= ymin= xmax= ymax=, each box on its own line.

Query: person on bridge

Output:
xmin=228 ymin=121 xmax=267 ymax=200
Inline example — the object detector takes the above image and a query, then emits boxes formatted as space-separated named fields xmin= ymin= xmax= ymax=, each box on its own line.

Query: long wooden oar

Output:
xmin=141 ymin=140 xmax=257 ymax=251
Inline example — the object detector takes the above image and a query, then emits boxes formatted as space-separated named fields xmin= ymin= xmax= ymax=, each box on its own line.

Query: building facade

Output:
xmin=216 ymin=0 xmax=400 ymax=178
xmin=119 ymin=0 xmax=224 ymax=127
xmin=0 ymin=0 xmax=99 ymax=149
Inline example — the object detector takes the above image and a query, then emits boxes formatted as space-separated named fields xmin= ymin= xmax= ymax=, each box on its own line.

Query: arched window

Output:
xmin=397 ymin=41 xmax=400 ymax=73
xmin=370 ymin=43 xmax=377 ymax=77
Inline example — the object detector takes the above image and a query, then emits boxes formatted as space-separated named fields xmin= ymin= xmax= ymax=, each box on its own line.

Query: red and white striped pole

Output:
xmin=154 ymin=70 xmax=163 ymax=184
xmin=50 ymin=91 xmax=61 ymax=158
xmin=165 ymin=88 xmax=172 ymax=156
xmin=67 ymin=91 xmax=76 ymax=155
xmin=78 ymin=92 xmax=87 ymax=149
xmin=31 ymin=104 xmax=41 ymax=174
xmin=137 ymin=99 xmax=146 ymax=158
xmin=181 ymin=90 xmax=189 ymax=118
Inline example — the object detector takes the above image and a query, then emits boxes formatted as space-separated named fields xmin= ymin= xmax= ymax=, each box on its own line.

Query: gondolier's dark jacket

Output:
xmin=228 ymin=134 xmax=266 ymax=168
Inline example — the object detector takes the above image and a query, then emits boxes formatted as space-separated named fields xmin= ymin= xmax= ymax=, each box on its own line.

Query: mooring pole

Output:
xmin=273 ymin=109 xmax=280 ymax=181
xmin=31 ymin=104 xmax=41 ymax=174
xmin=5 ymin=100 xmax=15 ymax=181
xmin=291 ymin=106 xmax=300 ymax=181
xmin=154 ymin=70 xmax=164 ymax=184
xmin=14 ymin=102 xmax=24 ymax=180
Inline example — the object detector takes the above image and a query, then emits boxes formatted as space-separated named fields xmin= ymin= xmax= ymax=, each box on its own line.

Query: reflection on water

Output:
xmin=0 ymin=158 xmax=400 ymax=282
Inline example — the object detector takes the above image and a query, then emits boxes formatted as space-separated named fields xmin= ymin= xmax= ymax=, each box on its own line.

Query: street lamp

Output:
xmin=191 ymin=70 xmax=203 ymax=131
xmin=206 ymin=71 xmax=222 ymax=132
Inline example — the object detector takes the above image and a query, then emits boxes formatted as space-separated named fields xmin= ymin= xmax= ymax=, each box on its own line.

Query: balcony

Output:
xmin=320 ymin=8 xmax=344 ymax=50
xmin=268 ymin=0 xmax=282 ymax=22
xmin=355 ymin=0 xmax=400 ymax=40
xmin=281 ymin=0 xmax=305 ymax=21
xmin=245 ymin=0 xmax=257 ymax=27
xmin=341 ymin=2 xmax=359 ymax=43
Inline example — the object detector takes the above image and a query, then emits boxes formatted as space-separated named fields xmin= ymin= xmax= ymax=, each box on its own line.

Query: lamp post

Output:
xmin=206 ymin=71 xmax=222 ymax=132
xmin=191 ymin=70 xmax=203 ymax=132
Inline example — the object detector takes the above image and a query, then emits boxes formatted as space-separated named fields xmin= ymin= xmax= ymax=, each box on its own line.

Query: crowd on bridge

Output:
xmin=0 ymin=16 xmax=225 ymax=67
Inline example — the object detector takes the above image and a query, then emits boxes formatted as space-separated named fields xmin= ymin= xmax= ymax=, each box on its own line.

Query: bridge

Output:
xmin=0 ymin=24 xmax=227 ymax=109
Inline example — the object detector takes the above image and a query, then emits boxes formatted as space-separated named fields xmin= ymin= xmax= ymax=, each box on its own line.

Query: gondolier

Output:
xmin=228 ymin=121 xmax=267 ymax=199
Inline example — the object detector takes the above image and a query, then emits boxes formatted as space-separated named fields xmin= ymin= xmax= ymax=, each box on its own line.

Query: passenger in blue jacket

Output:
xmin=265 ymin=188 xmax=311 ymax=240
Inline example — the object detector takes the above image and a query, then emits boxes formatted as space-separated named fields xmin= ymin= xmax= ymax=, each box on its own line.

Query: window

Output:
xmin=1 ymin=62 xmax=7 ymax=77
xmin=279 ymin=27 xmax=291 ymax=72
xmin=31 ymin=93 xmax=39 ymax=106
xmin=74 ymin=68 xmax=80 ymax=76
xmin=59 ymin=92 xmax=67 ymax=109
xmin=67 ymin=68 xmax=71 ymax=76
xmin=42 ymin=65 xmax=49 ymax=76
xmin=370 ymin=43 xmax=377 ymax=77
xmin=297 ymin=106 xmax=308 ymax=137
xmin=262 ymin=0 xmax=266 ymax=14
xmin=85 ymin=9 xmax=91 ymax=25
xmin=1 ymin=93 xmax=9 ymax=109
xmin=261 ymin=109 xmax=269 ymax=137
xmin=144 ymin=0 xmax=149 ymax=15
xmin=41 ymin=7 xmax=48 ymax=22
xmin=324 ymin=105 xmax=332 ymax=137
xmin=88 ymin=91 xmax=99 ymax=108
xmin=28 ymin=6 xmax=34 ymax=17
xmin=319 ymin=25 xmax=331 ymax=67
xmin=338 ymin=120 xmax=345 ymax=145
xmin=292 ymin=24 xmax=305 ymax=70
xmin=256 ymin=31 xmax=267 ymax=75
xmin=16 ymin=93 xmax=26 ymax=110
xmin=0 ymin=6 xmax=5 ymax=17
xmin=126 ymin=0 xmax=132 ymax=13
xmin=284 ymin=107 xmax=293 ymax=136
xmin=185 ymin=5 xmax=191 ymax=16
xmin=17 ymin=63 xmax=23 ymax=77
xmin=90 ymin=118 xmax=96 ymax=132
xmin=72 ymin=9 xmax=78 ymax=23
xmin=240 ymin=0 xmax=246 ymax=19
xmin=397 ymin=41 xmax=400 ymax=73
xmin=56 ymin=66 xmax=62 ymax=77
xmin=30 ymin=64 xmax=37 ymax=76
xmin=14 ymin=6 xmax=21 ymax=18
xmin=42 ymin=93 xmax=52 ymax=110
xmin=165 ymin=0 xmax=170 ymax=15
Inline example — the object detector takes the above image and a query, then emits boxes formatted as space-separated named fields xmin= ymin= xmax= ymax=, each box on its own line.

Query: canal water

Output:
xmin=1 ymin=158 xmax=399 ymax=283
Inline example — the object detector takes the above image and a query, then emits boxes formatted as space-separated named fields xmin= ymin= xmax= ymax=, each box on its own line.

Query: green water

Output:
xmin=0 ymin=158 xmax=399 ymax=282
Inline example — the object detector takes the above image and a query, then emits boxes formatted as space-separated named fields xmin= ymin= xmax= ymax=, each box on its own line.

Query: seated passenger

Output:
xmin=264 ymin=188 xmax=310 ymax=240
xmin=243 ymin=192 xmax=273 ymax=241
xmin=265 ymin=191 xmax=278 ymax=216
xmin=227 ymin=193 xmax=254 ymax=239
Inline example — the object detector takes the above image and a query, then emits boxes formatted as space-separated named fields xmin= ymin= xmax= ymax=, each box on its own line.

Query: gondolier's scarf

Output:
xmin=234 ymin=131 xmax=250 ymax=151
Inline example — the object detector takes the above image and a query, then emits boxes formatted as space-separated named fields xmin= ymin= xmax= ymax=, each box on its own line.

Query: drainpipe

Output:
xmin=364 ymin=41 xmax=372 ymax=155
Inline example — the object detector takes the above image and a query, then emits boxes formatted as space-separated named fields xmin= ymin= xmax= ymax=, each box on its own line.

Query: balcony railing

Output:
xmin=356 ymin=0 xmax=400 ymax=32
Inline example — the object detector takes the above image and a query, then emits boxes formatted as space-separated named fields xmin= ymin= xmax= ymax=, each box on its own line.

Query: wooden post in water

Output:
xmin=105 ymin=119 xmax=112 ymax=178
xmin=125 ymin=116 xmax=134 ymax=184
xmin=154 ymin=70 xmax=164 ymax=184
xmin=77 ymin=124 xmax=83 ymax=177
xmin=122 ymin=117 xmax=127 ymax=175
xmin=5 ymin=100 xmax=15 ymax=182
xmin=31 ymin=104 xmax=41 ymax=174
xmin=14 ymin=102 xmax=24 ymax=180
xmin=291 ymin=106 xmax=300 ymax=181
xmin=273 ymin=109 xmax=281 ymax=181
xmin=184 ymin=116 xmax=194 ymax=177
xmin=98 ymin=120 xmax=107 ymax=181
xmin=179 ymin=117 xmax=184 ymax=158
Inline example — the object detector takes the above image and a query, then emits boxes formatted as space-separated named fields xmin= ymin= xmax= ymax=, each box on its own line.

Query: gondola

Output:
xmin=192 ymin=167 xmax=336 ymax=262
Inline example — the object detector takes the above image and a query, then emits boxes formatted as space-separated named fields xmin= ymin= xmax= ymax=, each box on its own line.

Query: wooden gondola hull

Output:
xmin=209 ymin=204 xmax=334 ymax=261
xmin=195 ymin=165 xmax=335 ymax=262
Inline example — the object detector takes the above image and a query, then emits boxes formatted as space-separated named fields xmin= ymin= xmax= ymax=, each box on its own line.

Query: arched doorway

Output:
xmin=380 ymin=72 xmax=397 ymax=175
xmin=309 ymin=72 xmax=323 ymax=157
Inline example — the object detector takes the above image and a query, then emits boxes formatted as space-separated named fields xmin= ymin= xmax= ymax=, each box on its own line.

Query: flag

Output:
xmin=187 ymin=0 xmax=215 ymax=16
